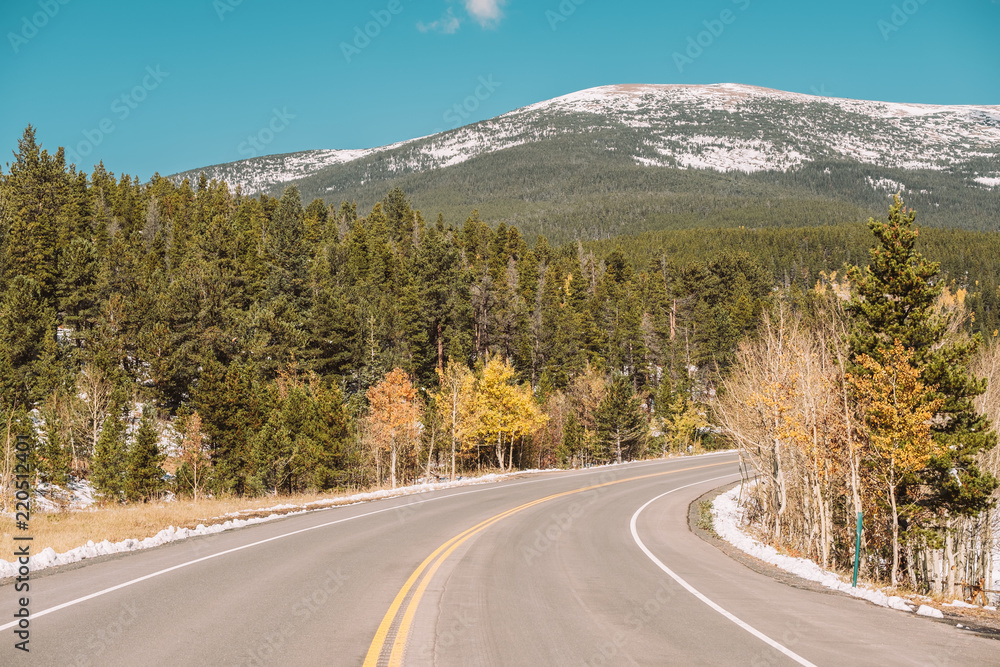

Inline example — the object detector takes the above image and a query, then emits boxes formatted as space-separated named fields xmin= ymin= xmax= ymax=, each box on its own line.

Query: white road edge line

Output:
xmin=1 ymin=455 xmax=735 ymax=631
xmin=0 ymin=480 xmax=540 ymax=632
xmin=630 ymin=475 xmax=819 ymax=667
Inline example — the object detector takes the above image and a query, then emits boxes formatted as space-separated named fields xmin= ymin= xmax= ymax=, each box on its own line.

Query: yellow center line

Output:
xmin=365 ymin=460 xmax=735 ymax=666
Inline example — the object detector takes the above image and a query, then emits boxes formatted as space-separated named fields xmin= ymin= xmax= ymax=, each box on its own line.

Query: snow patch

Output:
xmin=29 ymin=479 xmax=97 ymax=513
xmin=867 ymin=176 xmax=906 ymax=193
xmin=174 ymin=83 xmax=1000 ymax=194
xmin=917 ymin=605 xmax=944 ymax=618
xmin=713 ymin=484 xmax=920 ymax=613
xmin=942 ymin=600 xmax=977 ymax=609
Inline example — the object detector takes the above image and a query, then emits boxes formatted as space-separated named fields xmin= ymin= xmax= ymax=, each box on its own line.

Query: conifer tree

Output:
xmin=92 ymin=412 xmax=126 ymax=502
xmin=1 ymin=126 xmax=65 ymax=303
xmin=847 ymin=195 xmax=998 ymax=576
xmin=595 ymin=375 xmax=647 ymax=464
xmin=37 ymin=398 xmax=72 ymax=485
xmin=0 ymin=275 xmax=59 ymax=407
xmin=125 ymin=413 xmax=165 ymax=502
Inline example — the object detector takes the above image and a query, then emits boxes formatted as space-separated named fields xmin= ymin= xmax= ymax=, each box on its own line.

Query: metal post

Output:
xmin=852 ymin=511 xmax=863 ymax=588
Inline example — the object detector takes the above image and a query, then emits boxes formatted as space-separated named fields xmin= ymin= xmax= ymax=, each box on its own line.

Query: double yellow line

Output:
xmin=362 ymin=460 xmax=733 ymax=666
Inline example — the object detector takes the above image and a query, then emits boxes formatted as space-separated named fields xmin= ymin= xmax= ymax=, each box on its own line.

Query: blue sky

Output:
xmin=1 ymin=0 xmax=998 ymax=180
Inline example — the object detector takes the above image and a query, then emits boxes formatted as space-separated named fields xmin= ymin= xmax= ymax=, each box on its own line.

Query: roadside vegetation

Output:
xmin=720 ymin=196 xmax=999 ymax=597
xmin=0 ymin=127 xmax=997 ymax=596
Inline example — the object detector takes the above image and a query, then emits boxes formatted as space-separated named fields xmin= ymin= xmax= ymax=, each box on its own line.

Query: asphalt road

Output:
xmin=2 ymin=453 xmax=997 ymax=665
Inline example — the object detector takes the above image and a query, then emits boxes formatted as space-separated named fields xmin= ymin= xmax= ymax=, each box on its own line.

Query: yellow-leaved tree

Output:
xmin=431 ymin=360 xmax=476 ymax=481
xmin=466 ymin=356 xmax=546 ymax=471
xmin=365 ymin=368 xmax=422 ymax=489
xmin=848 ymin=340 xmax=944 ymax=586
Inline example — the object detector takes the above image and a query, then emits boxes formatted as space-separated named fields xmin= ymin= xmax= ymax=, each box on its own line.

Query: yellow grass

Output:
xmin=0 ymin=483 xmax=421 ymax=555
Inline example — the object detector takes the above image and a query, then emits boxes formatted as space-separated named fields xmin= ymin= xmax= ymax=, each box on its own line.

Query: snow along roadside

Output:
xmin=712 ymin=482 xmax=936 ymax=616
xmin=0 ymin=472 xmax=520 ymax=580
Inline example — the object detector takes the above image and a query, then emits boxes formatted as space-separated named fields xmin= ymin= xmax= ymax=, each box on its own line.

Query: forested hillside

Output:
xmin=2 ymin=126 xmax=999 ymax=511
xmin=172 ymin=84 xmax=1000 ymax=243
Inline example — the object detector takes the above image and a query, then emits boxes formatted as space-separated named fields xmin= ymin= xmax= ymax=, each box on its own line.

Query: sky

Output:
xmin=1 ymin=0 xmax=998 ymax=180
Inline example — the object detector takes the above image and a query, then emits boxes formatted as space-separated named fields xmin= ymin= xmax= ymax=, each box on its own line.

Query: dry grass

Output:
xmin=0 ymin=482 xmax=421 ymax=555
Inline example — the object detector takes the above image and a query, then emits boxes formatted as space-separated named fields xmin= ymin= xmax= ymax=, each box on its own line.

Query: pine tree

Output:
xmin=248 ymin=369 xmax=351 ymax=495
xmin=847 ymin=195 xmax=998 ymax=579
xmin=1 ymin=126 xmax=65 ymax=303
xmin=595 ymin=375 xmax=647 ymax=464
xmin=125 ymin=413 xmax=165 ymax=502
xmin=37 ymin=397 xmax=72 ymax=485
xmin=0 ymin=275 xmax=59 ymax=408
xmin=92 ymin=412 xmax=126 ymax=502
xmin=194 ymin=361 xmax=266 ymax=495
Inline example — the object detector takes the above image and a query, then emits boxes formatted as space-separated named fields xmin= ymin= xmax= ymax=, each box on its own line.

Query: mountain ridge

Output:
xmin=173 ymin=83 xmax=1000 ymax=192
xmin=170 ymin=83 xmax=1000 ymax=242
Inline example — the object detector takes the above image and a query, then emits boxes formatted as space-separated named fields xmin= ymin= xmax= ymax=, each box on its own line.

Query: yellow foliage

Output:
xmin=431 ymin=360 xmax=476 ymax=449
xmin=465 ymin=356 xmax=547 ymax=452
xmin=365 ymin=368 xmax=422 ymax=455
xmin=848 ymin=341 xmax=943 ymax=476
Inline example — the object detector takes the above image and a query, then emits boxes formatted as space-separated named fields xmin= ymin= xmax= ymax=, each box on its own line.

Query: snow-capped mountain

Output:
xmin=173 ymin=83 xmax=1000 ymax=196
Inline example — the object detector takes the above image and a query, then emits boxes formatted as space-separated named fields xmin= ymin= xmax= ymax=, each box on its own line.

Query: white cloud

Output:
xmin=464 ymin=0 xmax=506 ymax=26
xmin=417 ymin=8 xmax=461 ymax=34
xmin=418 ymin=1 xmax=506 ymax=35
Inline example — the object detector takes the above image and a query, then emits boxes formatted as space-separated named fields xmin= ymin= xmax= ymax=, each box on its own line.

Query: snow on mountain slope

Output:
xmin=173 ymin=84 xmax=1000 ymax=195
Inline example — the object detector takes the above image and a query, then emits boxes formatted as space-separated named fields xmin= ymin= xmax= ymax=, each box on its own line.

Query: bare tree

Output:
xmin=72 ymin=364 xmax=115 ymax=474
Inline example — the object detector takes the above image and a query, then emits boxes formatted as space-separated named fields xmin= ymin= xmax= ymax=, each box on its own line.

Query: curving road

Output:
xmin=2 ymin=453 xmax=996 ymax=665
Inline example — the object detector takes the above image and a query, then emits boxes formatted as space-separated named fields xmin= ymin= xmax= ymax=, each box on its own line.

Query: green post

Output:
xmin=852 ymin=511 xmax=863 ymax=588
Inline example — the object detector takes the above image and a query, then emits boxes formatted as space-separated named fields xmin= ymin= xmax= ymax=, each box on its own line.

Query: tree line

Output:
xmin=2 ymin=126 xmax=997 ymax=599
xmin=0 ymin=127 xmax=765 ymax=503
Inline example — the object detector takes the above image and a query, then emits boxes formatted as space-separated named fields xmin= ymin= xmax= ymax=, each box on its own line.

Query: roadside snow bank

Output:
xmin=917 ymin=605 xmax=944 ymax=618
xmin=0 ymin=472 xmax=514 ymax=580
xmin=712 ymin=483 xmax=915 ymax=613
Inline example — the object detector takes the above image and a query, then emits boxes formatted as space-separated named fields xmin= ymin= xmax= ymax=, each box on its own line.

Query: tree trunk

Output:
xmin=390 ymin=445 xmax=397 ymax=490
xmin=425 ymin=423 xmax=436 ymax=482
xmin=889 ymin=470 xmax=900 ymax=588
xmin=907 ymin=543 xmax=919 ymax=591
xmin=945 ymin=519 xmax=956 ymax=598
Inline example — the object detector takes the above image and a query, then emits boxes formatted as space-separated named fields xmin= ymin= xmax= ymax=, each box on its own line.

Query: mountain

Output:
xmin=172 ymin=84 xmax=1000 ymax=242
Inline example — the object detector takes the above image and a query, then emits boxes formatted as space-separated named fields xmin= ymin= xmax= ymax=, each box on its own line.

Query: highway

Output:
xmin=2 ymin=453 xmax=996 ymax=665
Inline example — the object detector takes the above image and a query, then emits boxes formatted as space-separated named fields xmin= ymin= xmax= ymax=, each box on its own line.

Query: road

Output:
xmin=1 ymin=453 xmax=996 ymax=665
